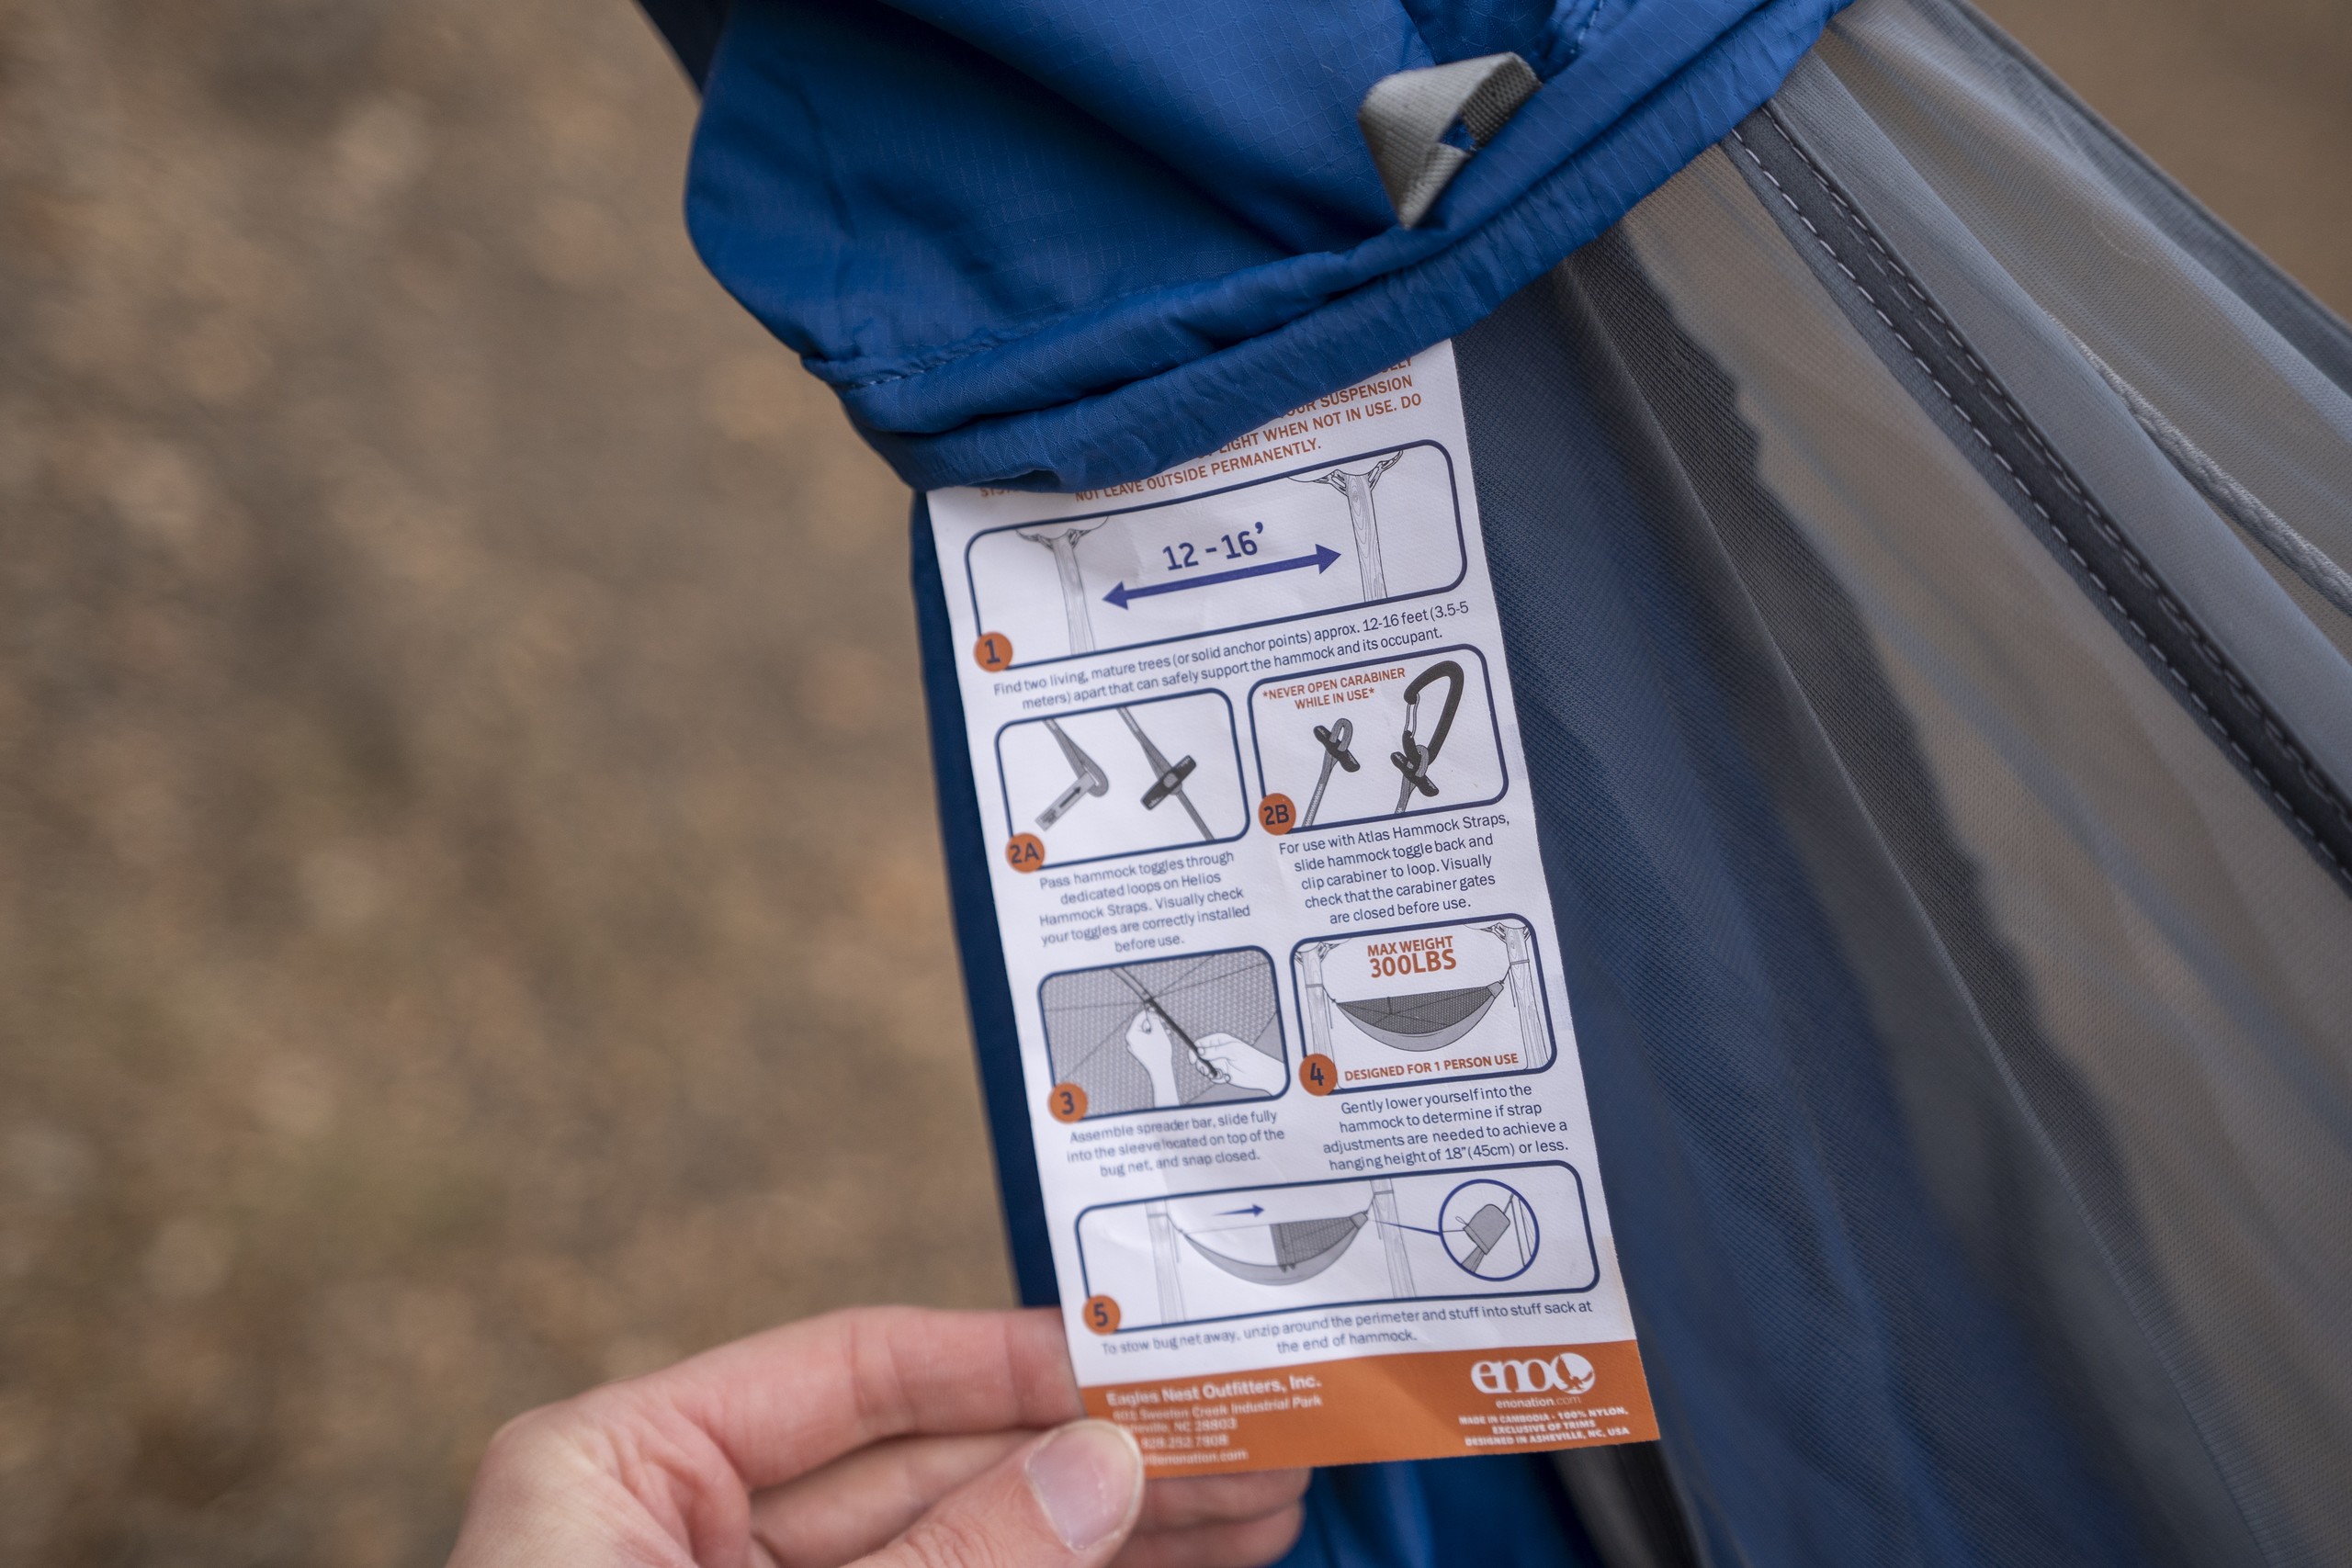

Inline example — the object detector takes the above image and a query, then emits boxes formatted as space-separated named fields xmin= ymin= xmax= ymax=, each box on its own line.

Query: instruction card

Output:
xmin=929 ymin=344 xmax=1657 ymax=1475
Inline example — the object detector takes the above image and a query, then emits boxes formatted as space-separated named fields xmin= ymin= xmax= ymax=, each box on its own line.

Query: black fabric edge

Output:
xmin=910 ymin=498 xmax=1058 ymax=1307
xmin=634 ymin=0 xmax=730 ymax=89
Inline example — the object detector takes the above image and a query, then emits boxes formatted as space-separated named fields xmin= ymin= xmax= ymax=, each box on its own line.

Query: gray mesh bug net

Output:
xmin=1037 ymin=950 xmax=1284 ymax=1117
xmin=1469 ymin=2 xmax=2352 ymax=1560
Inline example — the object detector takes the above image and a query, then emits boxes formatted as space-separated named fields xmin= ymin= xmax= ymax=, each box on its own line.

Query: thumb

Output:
xmin=857 ymin=1419 xmax=1144 ymax=1568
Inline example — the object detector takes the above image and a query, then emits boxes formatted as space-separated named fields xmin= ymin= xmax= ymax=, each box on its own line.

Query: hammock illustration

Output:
xmin=1180 ymin=1211 xmax=1370 ymax=1286
xmin=1334 ymin=983 xmax=1506 ymax=1054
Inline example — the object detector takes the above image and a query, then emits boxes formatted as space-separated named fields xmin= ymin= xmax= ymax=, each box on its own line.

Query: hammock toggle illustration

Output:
xmin=1300 ymin=716 xmax=1360 ymax=829
xmin=1390 ymin=660 xmax=1464 ymax=812
xmin=1119 ymin=707 xmax=1212 ymax=840
xmin=1035 ymin=717 xmax=1110 ymax=829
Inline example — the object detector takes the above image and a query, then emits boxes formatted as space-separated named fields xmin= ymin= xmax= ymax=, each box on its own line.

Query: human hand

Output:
xmin=1193 ymin=1034 xmax=1287 ymax=1098
xmin=1124 ymin=1009 xmax=1185 ymax=1109
xmin=446 ymin=1305 xmax=1306 ymax=1568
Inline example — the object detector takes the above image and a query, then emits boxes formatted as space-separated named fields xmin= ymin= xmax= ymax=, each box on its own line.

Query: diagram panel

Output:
xmin=1248 ymin=646 xmax=1506 ymax=833
xmin=1293 ymin=916 xmax=1555 ymax=1095
xmin=1038 ymin=949 xmax=1287 ymax=1123
xmin=965 ymin=444 xmax=1465 ymax=666
xmin=998 ymin=691 xmax=1248 ymax=867
xmin=1076 ymin=1163 xmax=1595 ymax=1331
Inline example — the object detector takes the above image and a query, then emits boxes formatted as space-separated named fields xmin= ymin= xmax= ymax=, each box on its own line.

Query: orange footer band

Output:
xmin=1081 ymin=1340 xmax=1657 ymax=1476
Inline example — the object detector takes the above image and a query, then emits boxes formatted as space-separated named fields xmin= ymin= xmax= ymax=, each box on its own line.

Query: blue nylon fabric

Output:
xmin=678 ymin=0 xmax=1849 ymax=491
xmin=912 ymin=508 xmax=1055 ymax=1309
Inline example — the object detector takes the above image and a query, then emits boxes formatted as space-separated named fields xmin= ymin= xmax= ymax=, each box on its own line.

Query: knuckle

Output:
xmin=895 ymin=1504 xmax=1020 ymax=1568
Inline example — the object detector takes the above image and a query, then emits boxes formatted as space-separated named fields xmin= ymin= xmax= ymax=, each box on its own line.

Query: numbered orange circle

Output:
xmin=1257 ymin=793 xmax=1297 ymax=835
xmin=1004 ymin=832 xmax=1046 ymax=873
xmin=1081 ymin=1295 xmax=1122 ymax=1335
xmin=972 ymin=632 xmax=1015 ymax=671
xmin=1299 ymin=1054 xmax=1339 ymax=1096
xmin=1047 ymin=1082 xmax=1089 ymax=1123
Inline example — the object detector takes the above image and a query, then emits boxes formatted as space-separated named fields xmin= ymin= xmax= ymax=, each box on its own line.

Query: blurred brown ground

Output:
xmin=0 ymin=0 xmax=2344 ymax=1562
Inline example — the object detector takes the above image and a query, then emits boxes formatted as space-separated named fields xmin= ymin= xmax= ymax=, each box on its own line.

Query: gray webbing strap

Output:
xmin=1358 ymin=53 xmax=1541 ymax=228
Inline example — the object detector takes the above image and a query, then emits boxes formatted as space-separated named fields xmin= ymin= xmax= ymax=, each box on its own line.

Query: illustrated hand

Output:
xmin=1124 ymin=1009 xmax=1185 ymax=1109
xmin=447 ymin=1306 xmax=1307 ymax=1568
xmin=1193 ymin=1034 xmax=1287 ymax=1098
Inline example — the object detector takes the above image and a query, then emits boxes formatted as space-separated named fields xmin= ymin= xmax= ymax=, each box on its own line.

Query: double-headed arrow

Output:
xmin=1102 ymin=544 xmax=1341 ymax=609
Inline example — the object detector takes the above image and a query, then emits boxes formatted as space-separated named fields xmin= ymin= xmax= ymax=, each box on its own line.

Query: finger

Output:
xmin=751 ymin=1430 xmax=1034 ymax=1568
xmin=1112 ymin=1505 xmax=1306 ymax=1568
xmin=1136 ymin=1470 xmax=1312 ymax=1533
xmin=573 ymin=1305 xmax=1080 ymax=1552
xmin=857 ymin=1420 xmax=1144 ymax=1568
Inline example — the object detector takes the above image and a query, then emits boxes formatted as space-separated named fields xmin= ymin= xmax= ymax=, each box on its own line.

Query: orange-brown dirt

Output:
xmin=0 ymin=0 xmax=2342 ymax=1562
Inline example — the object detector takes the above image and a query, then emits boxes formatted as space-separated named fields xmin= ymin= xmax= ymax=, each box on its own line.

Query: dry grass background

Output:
xmin=0 ymin=0 xmax=2343 ymax=1562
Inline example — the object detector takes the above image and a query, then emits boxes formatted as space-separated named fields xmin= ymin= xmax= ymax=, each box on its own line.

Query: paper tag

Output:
xmin=929 ymin=344 xmax=1656 ymax=1474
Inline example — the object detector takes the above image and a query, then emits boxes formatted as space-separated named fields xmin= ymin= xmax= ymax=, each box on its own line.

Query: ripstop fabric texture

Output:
xmin=650 ymin=0 xmax=1850 ymax=491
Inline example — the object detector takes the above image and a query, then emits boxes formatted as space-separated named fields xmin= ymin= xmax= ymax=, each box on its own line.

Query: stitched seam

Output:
xmin=1566 ymin=0 xmax=1604 ymax=62
xmin=1728 ymin=117 xmax=2351 ymax=876
xmin=1757 ymin=104 xmax=2350 ymax=837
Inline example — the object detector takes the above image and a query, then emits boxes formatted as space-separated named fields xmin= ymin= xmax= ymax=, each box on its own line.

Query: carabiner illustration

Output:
xmin=1390 ymin=660 xmax=1464 ymax=813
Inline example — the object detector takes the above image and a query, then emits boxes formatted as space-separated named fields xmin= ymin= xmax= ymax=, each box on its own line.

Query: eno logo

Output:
xmin=1472 ymin=1352 xmax=1598 ymax=1396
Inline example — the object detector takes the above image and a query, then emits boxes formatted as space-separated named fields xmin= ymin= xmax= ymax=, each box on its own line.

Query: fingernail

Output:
xmin=1026 ymin=1419 xmax=1142 ymax=1551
